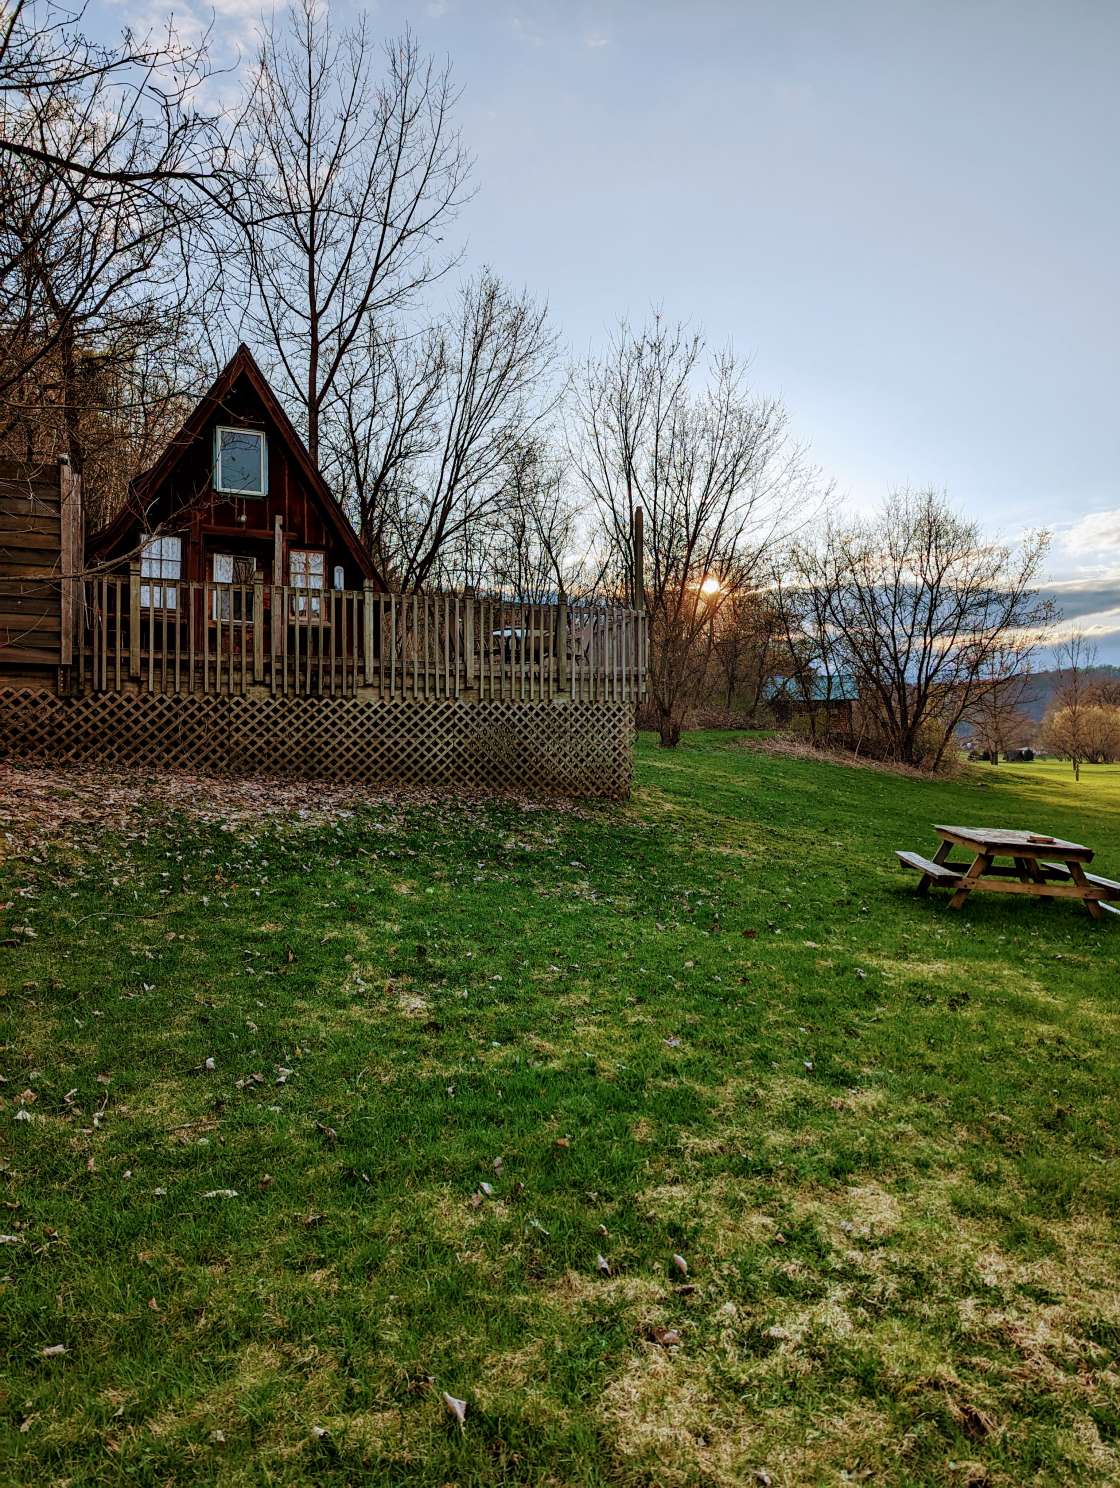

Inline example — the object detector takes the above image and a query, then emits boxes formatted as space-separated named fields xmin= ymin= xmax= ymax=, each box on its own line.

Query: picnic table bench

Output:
xmin=896 ymin=825 xmax=1120 ymax=920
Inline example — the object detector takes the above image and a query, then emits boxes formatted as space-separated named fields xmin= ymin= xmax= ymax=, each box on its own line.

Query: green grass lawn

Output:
xmin=2 ymin=735 xmax=1119 ymax=1487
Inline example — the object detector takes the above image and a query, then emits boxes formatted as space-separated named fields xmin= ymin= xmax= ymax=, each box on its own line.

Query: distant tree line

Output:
xmin=0 ymin=0 xmax=1063 ymax=758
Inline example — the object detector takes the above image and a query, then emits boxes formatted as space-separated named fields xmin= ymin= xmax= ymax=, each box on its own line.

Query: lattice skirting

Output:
xmin=0 ymin=689 xmax=635 ymax=798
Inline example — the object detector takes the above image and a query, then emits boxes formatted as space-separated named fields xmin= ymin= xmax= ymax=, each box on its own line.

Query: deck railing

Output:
xmin=75 ymin=576 xmax=647 ymax=703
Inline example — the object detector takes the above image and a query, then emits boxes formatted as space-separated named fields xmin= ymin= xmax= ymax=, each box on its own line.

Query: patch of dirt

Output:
xmin=0 ymin=760 xmax=602 ymax=858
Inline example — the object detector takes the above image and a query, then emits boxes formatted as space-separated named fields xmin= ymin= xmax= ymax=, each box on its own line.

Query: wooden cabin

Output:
xmin=1 ymin=345 xmax=647 ymax=797
xmin=89 ymin=343 xmax=382 ymax=611
xmin=764 ymin=670 xmax=858 ymax=737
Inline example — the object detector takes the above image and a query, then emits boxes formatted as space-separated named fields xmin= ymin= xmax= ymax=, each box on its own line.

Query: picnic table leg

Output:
xmin=917 ymin=838 xmax=954 ymax=896
xmin=948 ymin=852 xmax=991 ymax=910
xmin=1068 ymin=861 xmax=1103 ymax=920
xmin=1019 ymin=858 xmax=1052 ymax=900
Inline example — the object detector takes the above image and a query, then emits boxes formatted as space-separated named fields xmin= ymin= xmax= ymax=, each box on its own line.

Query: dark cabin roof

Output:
xmin=89 ymin=344 xmax=380 ymax=584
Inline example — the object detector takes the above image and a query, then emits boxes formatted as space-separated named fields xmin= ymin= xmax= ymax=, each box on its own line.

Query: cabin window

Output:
xmin=214 ymin=426 xmax=267 ymax=496
xmin=333 ymin=565 xmax=345 ymax=591
xmin=289 ymin=548 xmax=325 ymax=617
xmin=139 ymin=534 xmax=181 ymax=609
xmin=211 ymin=553 xmax=257 ymax=620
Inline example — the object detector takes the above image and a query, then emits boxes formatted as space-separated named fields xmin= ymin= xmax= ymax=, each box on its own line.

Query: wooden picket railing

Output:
xmin=75 ymin=576 xmax=647 ymax=703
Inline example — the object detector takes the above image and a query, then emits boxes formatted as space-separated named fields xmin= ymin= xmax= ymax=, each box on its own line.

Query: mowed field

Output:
xmin=1 ymin=737 xmax=1118 ymax=1487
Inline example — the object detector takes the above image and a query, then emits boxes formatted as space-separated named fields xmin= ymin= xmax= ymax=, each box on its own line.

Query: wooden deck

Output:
xmin=73 ymin=578 xmax=646 ymax=704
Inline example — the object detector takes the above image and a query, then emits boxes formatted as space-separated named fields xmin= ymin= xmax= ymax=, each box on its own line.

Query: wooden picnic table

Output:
xmin=896 ymin=825 xmax=1120 ymax=920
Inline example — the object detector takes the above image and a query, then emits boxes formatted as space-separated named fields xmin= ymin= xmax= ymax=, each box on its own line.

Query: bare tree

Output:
xmin=571 ymin=316 xmax=820 ymax=745
xmin=1042 ymin=634 xmax=1096 ymax=781
xmin=324 ymin=271 xmax=558 ymax=589
xmin=786 ymin=490 xmax=1054 ymax=768
xmin=709 ymin=589 xmax=780 ymax=720
xmin=965 ymin=674 xmax=1034 ymax=763
xmin=0 ymin=0 xmax=231 ymax=424
xmin=0 ymin=329 xmax=209 ymax=529
xmin=480 ymin=444 xmax=591 ymax=601
xmin=236 ymin=2 xmax=471 ymax=464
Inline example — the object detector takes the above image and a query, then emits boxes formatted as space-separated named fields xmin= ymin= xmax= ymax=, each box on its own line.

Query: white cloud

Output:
xmin=584 ymin=32 xmax=610 ymax=49
xmin=1060 ymin=508 xmax=1120 ymax=560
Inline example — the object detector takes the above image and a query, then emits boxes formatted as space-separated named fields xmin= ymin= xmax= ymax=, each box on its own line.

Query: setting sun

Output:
xmin=699 ymin=576 xmax=722 ymax=596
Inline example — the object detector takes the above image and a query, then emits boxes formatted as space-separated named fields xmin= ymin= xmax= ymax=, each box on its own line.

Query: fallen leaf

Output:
xmin=650 ymin=1326 xmax=681 ymax=1348
xmin=442 ymin=1392 xmax=467 ymax=1428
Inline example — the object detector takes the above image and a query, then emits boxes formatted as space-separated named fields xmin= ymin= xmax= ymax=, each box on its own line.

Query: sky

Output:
xmin=99 ymin=0 xmax=1120 ymax=659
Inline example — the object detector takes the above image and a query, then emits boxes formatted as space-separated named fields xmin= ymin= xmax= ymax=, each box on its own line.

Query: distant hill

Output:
xmin=956 ymin=665 xmax=1120 ymax=746
xmin=1017 ymin=665 xmax=1120 ymax=723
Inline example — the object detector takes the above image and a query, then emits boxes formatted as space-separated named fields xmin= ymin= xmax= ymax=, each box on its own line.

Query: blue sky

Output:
xmin=100 ymin=0 xmax=1120 ymax=658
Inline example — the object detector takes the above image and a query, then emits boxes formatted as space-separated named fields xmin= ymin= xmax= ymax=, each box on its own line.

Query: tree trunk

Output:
xmin=657 ymin=705 xmax=682 ymax=748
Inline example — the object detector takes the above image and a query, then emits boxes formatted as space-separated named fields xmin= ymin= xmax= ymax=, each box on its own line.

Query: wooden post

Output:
xmin=390 ymin=593 xmax=397 ymax=699
xmin=453 ymin=594 xmax=461 ymax=698
xmin=128 ymin=559 xmax=141 ymax=677
xmin=58 ymin=456 xmax=80 ymax=667
xmin=253 ymin=577 xmax=264 ymax=682
xmin=632 ymin=506 xmax=645 ymax=612
xmin=270 ymin=584 xmax=280 ymax=693
xmin=363 ymin=580 xmax=374 ymax=683
xmin=463 ymin=588 xmax=475 ymax=689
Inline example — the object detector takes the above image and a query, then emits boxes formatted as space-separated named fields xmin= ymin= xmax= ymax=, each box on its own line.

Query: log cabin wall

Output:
xmin=0 ymin=457 xmax=81 ymax=690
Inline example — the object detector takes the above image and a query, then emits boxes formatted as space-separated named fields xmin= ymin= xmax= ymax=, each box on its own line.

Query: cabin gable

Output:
xmin=89 ymin=346 xmax=380 ymax=596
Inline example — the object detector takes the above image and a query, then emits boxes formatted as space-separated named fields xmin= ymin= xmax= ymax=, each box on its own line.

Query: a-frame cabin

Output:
xmin=89 ymin=345 xmax=382 ymax=604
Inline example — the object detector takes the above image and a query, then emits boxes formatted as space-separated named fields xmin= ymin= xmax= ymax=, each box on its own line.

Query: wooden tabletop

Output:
xmin=934 ymin=825 xmax=1092 ymax=861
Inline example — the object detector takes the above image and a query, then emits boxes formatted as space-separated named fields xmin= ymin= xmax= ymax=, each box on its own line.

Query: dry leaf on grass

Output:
xmin=442 ymin=1393 xmax=467 ymax=1428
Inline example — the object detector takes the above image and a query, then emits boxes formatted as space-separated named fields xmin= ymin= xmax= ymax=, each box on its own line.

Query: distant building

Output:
xmin=764 ymin=671 xmax=859 ymax=733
